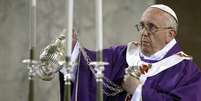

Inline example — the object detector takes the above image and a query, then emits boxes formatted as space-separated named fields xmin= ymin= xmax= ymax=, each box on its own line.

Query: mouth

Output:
xmin=141 ymin=40 xmax=149 ymax=44
xmin=141 ymin=41 xmax=150 ymax=46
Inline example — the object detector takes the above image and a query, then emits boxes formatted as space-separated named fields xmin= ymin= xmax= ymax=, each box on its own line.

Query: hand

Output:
xmin=122 ymin=74 xmax=141 ymax=94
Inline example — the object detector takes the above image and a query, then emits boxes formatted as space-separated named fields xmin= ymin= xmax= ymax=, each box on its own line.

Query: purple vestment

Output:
xmin=59 ymin=43 xmax=201 ymax=101
xmin=140 ymin=43 xmax=201 ymax=101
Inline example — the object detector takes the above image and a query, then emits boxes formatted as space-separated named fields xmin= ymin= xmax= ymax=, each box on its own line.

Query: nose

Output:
xmin=140 ymin=28 xmax=149 ymax=36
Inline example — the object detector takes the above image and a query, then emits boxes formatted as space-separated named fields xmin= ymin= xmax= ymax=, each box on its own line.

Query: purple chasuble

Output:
xmin=140 ymin=43 xmax=201 ymax=101
xmin=59 ymin=43 xmax=201 ymax=101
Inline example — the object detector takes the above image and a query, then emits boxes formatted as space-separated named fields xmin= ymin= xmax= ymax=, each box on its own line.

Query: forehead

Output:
xmin=140 ymin=8 xmax=170 ymax=26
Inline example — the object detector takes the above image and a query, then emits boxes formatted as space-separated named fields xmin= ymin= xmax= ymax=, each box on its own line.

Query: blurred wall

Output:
xmin=156 ymin=0 xmax=201 ymax=67
xmin=0 ymin=0 xmax=154 ymax=101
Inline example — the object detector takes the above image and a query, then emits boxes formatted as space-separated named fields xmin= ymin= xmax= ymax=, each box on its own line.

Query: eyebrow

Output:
xmin=139 ymin=21 xmax=158 ymax=28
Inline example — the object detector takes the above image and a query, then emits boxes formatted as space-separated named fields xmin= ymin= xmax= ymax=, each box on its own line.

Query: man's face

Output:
xmin=139 ymin=8 xmax=174 ymax=56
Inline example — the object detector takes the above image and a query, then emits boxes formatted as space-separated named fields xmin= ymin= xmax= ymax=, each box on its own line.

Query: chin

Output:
xmin=141 ymin=47 xmax=151 ymax=55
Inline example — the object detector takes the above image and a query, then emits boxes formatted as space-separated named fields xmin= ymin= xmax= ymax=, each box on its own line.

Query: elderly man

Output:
xmin=39 ymin=4 xmax=201 ymax=101
xmin=122 ymin=4 xmax=201 ymax=101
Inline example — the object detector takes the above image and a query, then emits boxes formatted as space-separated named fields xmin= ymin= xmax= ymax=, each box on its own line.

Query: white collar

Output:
xmin=140 ymin=38 xmax=176 ymax=61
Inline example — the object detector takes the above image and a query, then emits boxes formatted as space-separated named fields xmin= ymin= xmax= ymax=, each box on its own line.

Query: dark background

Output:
xmin=156 ymin=0 xmax=201 ymax=67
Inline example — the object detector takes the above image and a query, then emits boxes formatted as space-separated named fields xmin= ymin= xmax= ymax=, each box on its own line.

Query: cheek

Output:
xmin=151 ymin=35 xmax=166 ymax=48
xmin=166 ymin=34 xmax=173 ymax=43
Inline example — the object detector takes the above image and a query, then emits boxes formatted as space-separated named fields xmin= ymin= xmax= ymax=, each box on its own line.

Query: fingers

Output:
xmin=123 ymin=74 xmax=141 ymax=94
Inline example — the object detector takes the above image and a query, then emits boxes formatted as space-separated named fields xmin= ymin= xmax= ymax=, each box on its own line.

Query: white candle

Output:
xmin=66 ymin=0 xmax=74 ymax=59
xmin=33 ymin=0 xmax=36 ymax=48
xmin=32 ymin=0 xmax=36 ymax=7
xmin=96 ymin=0 xmax=103 ymax=61
xmin=29 ymin=0 xmax=37 ymax=49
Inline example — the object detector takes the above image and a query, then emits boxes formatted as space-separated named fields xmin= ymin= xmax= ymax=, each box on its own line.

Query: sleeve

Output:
xmin=102 ymin=45 xmax=128 ymax=100
xmin=141 ymin=60 xmax=201 ymax=101
xmin=106 ymin=45 xmax=128 ymax=83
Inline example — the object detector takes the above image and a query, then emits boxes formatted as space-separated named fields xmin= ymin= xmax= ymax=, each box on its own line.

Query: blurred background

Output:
xmin=0 ymin=0 xmax=200 ymax=101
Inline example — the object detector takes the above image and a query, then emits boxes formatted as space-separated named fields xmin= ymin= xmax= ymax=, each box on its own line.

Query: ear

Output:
xmin=169 ymin=30 xmax=177 ymax=38
xmin=166 ymin=30 xmax=176 ymax=43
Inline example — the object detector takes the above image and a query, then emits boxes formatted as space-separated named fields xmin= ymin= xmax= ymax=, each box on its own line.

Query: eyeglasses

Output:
xmin=135 ymin=23 xmax=173 ymax=34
